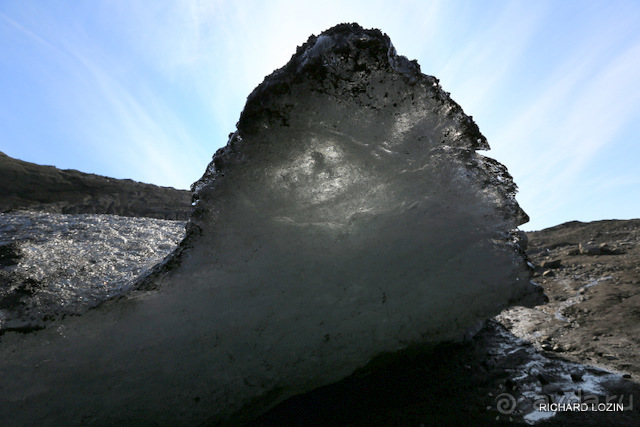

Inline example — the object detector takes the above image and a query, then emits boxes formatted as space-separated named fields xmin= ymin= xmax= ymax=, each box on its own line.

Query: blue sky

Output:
xmin=1 ymin=0 xmax=639 ymax=231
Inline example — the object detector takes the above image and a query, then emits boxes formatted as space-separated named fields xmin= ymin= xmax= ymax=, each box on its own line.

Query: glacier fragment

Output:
xmin=0 ymin=23 xmax=544 ymax=424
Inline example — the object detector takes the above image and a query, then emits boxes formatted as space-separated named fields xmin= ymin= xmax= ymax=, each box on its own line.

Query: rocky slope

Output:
xmin=500 ymin=219 xmax=640 ymax=379
xmin=0 ymin=151 xmax=192 ymax=220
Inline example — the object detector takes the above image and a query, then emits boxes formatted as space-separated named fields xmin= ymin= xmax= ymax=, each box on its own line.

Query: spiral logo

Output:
xmin=495 ymin=392 xmax=517 ymax=415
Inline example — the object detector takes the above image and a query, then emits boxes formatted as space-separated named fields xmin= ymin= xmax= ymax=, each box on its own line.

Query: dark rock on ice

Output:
xmin=0 ymin=241 xmax=22 ymax=267
xmin=0 ymin=23 xmax=544 ymax=424
xmin=0 ymin=151 xmax=192 ymax=220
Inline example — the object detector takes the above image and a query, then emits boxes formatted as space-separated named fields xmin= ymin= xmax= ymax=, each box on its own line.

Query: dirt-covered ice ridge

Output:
xmin=0 ymin=23 xmax=544 ymax=424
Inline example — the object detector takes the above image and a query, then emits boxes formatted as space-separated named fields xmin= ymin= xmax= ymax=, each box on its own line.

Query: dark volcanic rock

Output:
xmin=0 ymin=151 xmax=192 ymax=220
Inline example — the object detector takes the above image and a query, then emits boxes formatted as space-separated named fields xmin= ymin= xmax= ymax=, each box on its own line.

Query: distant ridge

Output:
xmin=0 ymin=151 xmax=191 ymax=220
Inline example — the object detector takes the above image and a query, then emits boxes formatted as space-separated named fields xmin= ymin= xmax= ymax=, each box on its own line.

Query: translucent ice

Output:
xmin=0 ymin=23 xmax=544 ymax=424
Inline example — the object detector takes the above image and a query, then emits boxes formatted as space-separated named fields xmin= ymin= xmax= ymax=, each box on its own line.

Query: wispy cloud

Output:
xmin=71 ymin=54 xmax=209 ymax=188
xmin=2 ymin=3 xmax=214 ymax=188
xmin=492 ymin=22 xmax=640 ymax=229
xmin=433 ymin=1 xmax=549 ymax=116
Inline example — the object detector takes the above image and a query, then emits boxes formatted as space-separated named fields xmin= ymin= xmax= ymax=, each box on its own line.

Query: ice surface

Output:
xmin=0 ymin=23 xmax=544 ymax=424
xmin=0 ymin=212 xmax=185 ymax=332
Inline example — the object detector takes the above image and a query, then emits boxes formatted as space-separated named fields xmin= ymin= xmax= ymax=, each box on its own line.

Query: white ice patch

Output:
xmin=0 ymin=212 xmax=185 ymax=331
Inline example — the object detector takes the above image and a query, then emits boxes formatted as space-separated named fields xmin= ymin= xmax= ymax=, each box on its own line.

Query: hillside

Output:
xmin=0 ymin=151 xmax=191 ymax=220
